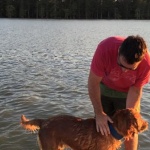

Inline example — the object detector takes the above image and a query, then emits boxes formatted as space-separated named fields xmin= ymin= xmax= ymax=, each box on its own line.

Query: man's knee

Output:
xmin=124 ymin=134 xmax=138 ymax=150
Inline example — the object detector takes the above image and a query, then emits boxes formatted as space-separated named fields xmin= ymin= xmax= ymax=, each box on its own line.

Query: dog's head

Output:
xmin=112 ymin=108 xmax=148 ymax=140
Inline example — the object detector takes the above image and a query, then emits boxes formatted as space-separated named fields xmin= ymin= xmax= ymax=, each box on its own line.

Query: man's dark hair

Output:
xmin=119 ymin=35 xmax=147 ymax=64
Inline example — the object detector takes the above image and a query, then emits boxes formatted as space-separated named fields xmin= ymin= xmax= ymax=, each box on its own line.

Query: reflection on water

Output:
xmin=0 ymin=19 xmax=150 ymax=150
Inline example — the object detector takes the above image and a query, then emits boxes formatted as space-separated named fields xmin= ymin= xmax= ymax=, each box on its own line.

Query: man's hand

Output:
xmin=95 ymin=112 xmax=113 ymax=136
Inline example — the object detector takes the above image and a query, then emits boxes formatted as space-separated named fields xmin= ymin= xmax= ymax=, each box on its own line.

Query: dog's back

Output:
xmin=21 ymin=109 xmax=148 ymax=150
xmin=21 ymin=115 xmax=105 ymax=150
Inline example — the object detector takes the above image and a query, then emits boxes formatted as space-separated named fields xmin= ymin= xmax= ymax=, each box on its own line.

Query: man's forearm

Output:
xmin=88 ymin=85 xmax=103 ymax=115
xmin=126 ymin=86 xmax=142 ymax=112
xmin=88 ymin=71 xmax=103 ymax=115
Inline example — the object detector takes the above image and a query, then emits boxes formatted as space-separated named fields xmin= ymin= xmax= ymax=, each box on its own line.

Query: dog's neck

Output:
xmin=108 ymin=122 xmax=123 ymax=140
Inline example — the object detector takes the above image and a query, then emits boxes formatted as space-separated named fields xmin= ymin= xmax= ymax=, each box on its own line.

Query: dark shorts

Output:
xmin=101 ymin=95 xmax=126 ymax=117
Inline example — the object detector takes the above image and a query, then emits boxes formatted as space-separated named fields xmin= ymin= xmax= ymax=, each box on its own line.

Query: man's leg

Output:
xmin=124 ymin=134 xmax=138 ymax=150
xmin=113 ymin=97 xmax=126 ymax=113
xmin=101 ymin=95 xmax=114 ymax=116
xmin=102 ymin=96 xmax=139 ymax=150
xmin=124 ymin=102 xmax=140 ymax=150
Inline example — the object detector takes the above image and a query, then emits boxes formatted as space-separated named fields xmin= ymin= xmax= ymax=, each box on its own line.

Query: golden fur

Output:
xmin=20 ymin=108 xmax=148 ymax=150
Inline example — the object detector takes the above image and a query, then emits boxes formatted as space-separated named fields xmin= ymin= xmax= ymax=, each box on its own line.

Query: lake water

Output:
xmin=0 ymin=19 xmax=150 ymax=150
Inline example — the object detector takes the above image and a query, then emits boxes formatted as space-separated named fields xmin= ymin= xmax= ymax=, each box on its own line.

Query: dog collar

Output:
xmin=108 ymin=122 xmax=123 ymax=140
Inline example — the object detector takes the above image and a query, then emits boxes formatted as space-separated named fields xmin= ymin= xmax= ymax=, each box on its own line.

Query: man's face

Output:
xmin=117 ymin=55 xmax=141 ymax=72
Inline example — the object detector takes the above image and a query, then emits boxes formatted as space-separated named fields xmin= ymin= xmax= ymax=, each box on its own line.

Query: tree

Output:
xmin=0 ymin=0 xmax=149 ymax=19
xmin=5 ymin=0 xmax=16 ymax=18
xmin=102 ymin=0 xmax=115 ymax=19
xmin=6 ymin=5 xmax=15 ymax=18
xmin=19 ymin=0 xmax=24 ymax=18
xmin=0 ymin=0 xmax=6 ymax=17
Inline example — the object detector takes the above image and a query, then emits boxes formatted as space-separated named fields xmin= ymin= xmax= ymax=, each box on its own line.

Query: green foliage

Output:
xmin=0 ymin=0 xmax=149 ymax=19
xmin=6 ymin=5 xmax=16 ymax=18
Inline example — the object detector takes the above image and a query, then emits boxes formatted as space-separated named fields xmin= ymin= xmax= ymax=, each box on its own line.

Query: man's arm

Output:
xmin=88 ymin=70 xmax=113 ymax=136
xmin=126 ymin=86 xmax=143 ymax=112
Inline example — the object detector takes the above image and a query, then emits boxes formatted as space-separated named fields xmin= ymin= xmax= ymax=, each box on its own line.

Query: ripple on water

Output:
xmin=0 ymin=19 xmax=150 ymax=150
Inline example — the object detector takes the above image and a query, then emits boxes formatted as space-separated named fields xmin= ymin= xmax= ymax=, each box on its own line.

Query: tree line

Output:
xmin=0 ymin=0 xmax=150 ymax=19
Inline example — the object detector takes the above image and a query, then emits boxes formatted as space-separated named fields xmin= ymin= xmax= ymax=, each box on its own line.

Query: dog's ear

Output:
xmin=113 ymin=109 xmax=148 ymax=139
xmin=112 ymin=109 xmax=136 ymax=137
xmin=137 ymin=118 xmax=148 ymax=132
xmin=129 ymin=110 xmax=148 ymax=133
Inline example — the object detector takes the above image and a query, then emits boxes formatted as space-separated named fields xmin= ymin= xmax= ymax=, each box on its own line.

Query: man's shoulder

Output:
xmin=97 ymin=36 xmax=125 ymax=54
xmin=100 ymin=36 xmax=126 ymax=44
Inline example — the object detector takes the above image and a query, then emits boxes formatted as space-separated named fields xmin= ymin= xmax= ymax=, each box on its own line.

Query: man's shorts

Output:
xmin=100 ymin=83 xmax=140 ymax=117
xmin=100 ymin=83 xmax=127 ymax=117
xmin=101 ymin=95 xmax=126 ymax=117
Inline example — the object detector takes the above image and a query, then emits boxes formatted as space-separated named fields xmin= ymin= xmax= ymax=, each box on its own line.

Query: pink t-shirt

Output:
xmin=91 ymin=36 xmax=150 ymax=92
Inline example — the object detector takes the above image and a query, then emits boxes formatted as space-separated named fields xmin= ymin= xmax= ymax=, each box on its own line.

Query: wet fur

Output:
xmin=20 ymin=108 xmax=148 ymax=150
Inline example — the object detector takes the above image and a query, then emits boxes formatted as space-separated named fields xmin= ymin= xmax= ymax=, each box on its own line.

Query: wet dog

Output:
xmin=20 ymin=108 xmax=148 ymax=150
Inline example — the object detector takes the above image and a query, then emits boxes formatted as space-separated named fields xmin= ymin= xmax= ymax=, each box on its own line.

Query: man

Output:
xmin=88 ymin=35 xmax=150 ymax=150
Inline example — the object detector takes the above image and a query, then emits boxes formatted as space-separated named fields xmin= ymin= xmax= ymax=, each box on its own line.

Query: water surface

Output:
xmin=0 ymin=19 xmax=150 ymax=150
